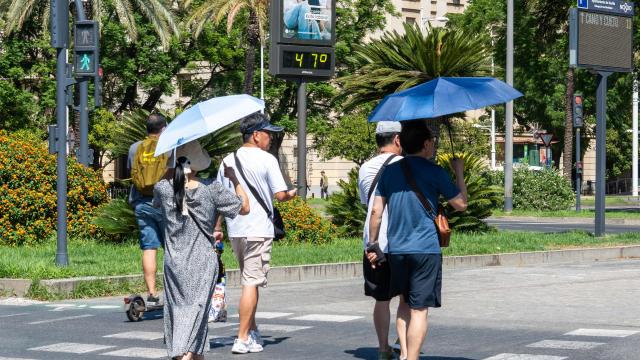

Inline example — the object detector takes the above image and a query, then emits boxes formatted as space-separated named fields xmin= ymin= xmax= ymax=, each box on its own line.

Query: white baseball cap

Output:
xmin=375 ymin=121 xmax=402 ymax=134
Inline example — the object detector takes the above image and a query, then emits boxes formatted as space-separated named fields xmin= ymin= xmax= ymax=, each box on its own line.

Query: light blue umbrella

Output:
xmin=368 ymin=77 xmax=523 ymax=122
xmin=155 ymin=94 xmax=264 ymax=156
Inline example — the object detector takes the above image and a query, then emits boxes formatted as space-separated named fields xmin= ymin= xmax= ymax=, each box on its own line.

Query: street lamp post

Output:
xmin=504 ymin=0 xmax=514 ymax=212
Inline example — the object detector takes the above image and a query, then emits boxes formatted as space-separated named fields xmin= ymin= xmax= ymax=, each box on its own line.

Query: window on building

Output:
xmin=406 ymin=17 xmax=416 ymax=24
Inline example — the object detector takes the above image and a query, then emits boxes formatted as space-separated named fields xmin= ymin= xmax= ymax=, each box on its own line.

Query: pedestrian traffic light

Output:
xmin=73 ymin=20 xmax=100 ymax=77
xmin=573 ymin=93 xmax=584 ymax=128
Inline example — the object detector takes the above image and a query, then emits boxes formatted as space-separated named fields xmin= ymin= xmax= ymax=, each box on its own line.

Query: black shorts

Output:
xmin=363 ymin=253 xmax=392 ymax=301
xmin=389 ymin=253 xmax=442 ymax=309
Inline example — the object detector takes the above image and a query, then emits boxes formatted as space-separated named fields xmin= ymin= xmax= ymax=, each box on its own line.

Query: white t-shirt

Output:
xmin=217 ymin=146 xmax=288 ymax=238
xmin=358 ymin=153 xmax=402 ymax=252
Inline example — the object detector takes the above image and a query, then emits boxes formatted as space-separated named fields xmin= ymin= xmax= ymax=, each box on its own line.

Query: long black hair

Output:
xmin=173 ymin=156 xmax=189 ymax=214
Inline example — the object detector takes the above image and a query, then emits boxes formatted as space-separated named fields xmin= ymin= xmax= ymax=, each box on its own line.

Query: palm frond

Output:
xmin=3 ymin=0 xmax=38 ymax=35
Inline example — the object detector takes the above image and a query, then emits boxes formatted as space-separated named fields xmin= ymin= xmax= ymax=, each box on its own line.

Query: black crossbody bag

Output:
xmin=234 ymin=151 xmax=286 ymax=240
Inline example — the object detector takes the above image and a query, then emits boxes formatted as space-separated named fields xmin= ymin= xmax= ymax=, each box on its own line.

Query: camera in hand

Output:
xmin=365 ymin=242 xmax=386 ymax=265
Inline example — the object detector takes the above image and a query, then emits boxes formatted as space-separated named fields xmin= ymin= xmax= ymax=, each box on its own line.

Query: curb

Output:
xmin=2 ymin=245 xmax=640 ymax=298
xmin=488 ymin=216 xmax=640 ymax=225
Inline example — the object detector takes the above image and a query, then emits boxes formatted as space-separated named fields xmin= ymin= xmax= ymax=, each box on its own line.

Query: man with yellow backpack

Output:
xmin=128 ymin=113 xmax=168 ymax=306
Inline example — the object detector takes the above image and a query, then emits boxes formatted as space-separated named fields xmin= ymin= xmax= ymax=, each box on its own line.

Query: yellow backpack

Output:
xmin=131 ymin=136 xmax=168 ymax=196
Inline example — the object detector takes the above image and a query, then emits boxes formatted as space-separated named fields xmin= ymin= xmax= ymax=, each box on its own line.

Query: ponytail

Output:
xmin=173 ymin=156 xmax=188 ymax=214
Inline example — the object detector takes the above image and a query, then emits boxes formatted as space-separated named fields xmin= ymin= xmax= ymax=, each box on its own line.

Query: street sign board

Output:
xmin=73 ymin=21 xmax=100 ymax=77
xmin=540 ymin=134 xmax=553 ymax=147
xmin=576 ymin=0 xmax=634 ymax=15
xmin=271 ymin=0 xmax=336 ymax=46
xmin=569 ymin=7 xmax=634 ymax=72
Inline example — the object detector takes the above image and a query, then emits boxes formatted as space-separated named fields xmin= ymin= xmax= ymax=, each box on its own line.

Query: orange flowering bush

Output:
xmin=275 ymin=197 xmax=337 ymax=244
xmin=0 ymin=130 xmax=108 ymax=245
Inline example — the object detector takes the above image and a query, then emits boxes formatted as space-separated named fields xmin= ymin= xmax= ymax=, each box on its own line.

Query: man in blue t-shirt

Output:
xmin=368 ymin=121 xmax=468 ymax=360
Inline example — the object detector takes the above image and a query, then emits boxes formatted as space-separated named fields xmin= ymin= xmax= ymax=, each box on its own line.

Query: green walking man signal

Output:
xmin=74 ymin=20 xmax=100 ymax=77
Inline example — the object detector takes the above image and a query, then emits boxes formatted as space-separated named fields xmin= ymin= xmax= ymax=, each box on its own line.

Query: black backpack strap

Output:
xmin=234 ymin=151 xmax=273 ymax=220
xmin=400 ymin=159 xmax=436 ymax=219
xmin=367 ymin=154 xmax=397 ymax=204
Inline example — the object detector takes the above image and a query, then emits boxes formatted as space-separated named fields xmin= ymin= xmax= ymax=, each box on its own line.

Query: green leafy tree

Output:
xmin=338 ymin=23 xmax=490 ymax=110
xmin=2 ymin=0 xmax=178 ymax=49
xmin=315 ymin=111 xmax=377 ymax=166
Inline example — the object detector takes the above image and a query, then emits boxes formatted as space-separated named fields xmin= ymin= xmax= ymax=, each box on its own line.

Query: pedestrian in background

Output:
xmin=368 ymin=121 xmax=468 ymax=360
xmin=128 ymin=113 xmax=167 ymax=306
xmin=358 ymin=121 xmax=409 ymax=360
xmin=153 ymin=140 xmax=249 ymax=360
xmin=320 ymin=170 xmax=329 ymax=199
xmin=216 ymin=112 xmax=297 ymax=354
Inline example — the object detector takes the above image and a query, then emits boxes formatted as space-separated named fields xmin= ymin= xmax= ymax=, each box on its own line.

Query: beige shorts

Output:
xmin=230 ymin=237 xmax=273 ymax=287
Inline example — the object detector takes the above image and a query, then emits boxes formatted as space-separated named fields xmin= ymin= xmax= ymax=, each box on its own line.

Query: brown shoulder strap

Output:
xmin=400 ymin=159 xmax=436 ymax=219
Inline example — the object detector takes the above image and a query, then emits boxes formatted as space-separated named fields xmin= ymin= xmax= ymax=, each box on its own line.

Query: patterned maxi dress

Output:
xmin=153 ymin=178 xmax=242 ymax=358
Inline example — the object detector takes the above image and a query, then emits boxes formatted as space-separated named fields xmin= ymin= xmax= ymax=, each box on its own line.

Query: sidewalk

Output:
xmin=488 ymin=215 xmax=640 ymax=225
xmin=2 ymin=245 xmax=640 ymax=298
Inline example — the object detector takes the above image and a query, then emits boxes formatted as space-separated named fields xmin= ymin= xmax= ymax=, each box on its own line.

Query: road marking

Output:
xmin=100 ymin=347 xmax=167 ymax=358
xmin=229 ymin=312 xmax=293 ymax=319
xmin=0 ymin=298 xmax=46 ymax=306
xmin=0 ymin=313 xmax=28 ymax=318
xmin=565 ymin=328 xmax=640 ymax=338
xmin=0 ymin=357 xmax=39 ymax=360
xmin=483 ymin=354 xmax=567 ymax=360
xmin=526 ymin=340 xmax=605 ymax=350
xmin=28 ymin=314 xmax=94 ymax=325
xmin=90 ymin=305 xmax=121 ymax=310
xmin=104 ymin=331 xmax=164 ymax=341
xmin=29 ymin=342 xmax=115 ymax=354
xmin=257 ymin=324 xmax=312 ymax=333
xmin=290 ymin=314 xmax=363 ymax=322
xmin=45 ymin=304 xmax=77 ymax=312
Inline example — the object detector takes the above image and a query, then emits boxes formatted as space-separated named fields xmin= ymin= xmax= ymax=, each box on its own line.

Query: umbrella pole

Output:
xmin=444 ymin=117 xmax=456 ymax=158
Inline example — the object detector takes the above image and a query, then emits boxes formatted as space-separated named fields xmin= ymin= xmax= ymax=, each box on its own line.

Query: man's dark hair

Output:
xmin=146 ymin=113 xmax=167 ymax=134
xmin=240 ymin=112 xmax=268 ymax=143
xmin=375 ymin=133 xmax=398 ymax=148
xmin=399 ymin=121 xmax=433 ymax=155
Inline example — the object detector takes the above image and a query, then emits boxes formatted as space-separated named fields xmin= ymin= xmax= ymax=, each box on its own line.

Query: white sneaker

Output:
xmin=250 ymin=329 xmax=264 ymax=346
xmin=231 ymin=337 xmax=263 ymax=354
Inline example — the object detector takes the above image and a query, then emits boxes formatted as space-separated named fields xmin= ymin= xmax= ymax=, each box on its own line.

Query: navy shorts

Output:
xmin=389 ymin=254 xmax=442 ymax=309
xmin=363 ymin=253 xmax=392 ymax=301
xmin=134 ymin=200 xmax=164 ymax=250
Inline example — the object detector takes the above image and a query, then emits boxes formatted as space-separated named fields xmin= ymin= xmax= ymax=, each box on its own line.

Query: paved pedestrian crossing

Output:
xmin=482 ymin=327 xmax=639 ymax=360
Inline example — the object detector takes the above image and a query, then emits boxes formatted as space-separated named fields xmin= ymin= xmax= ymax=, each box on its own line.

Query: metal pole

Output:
xmin=595 ymin=72 xmax=610 ymax=237
xmin=491 ymin=35 xmax=496 ymax=170
xmin=297 ymin=81 xmax=307 ymax=199
xmin=55 ymin=47 xmax=69 ymax=266
xmin=633 ymin=75 xmax=638 ymax=197
xmin=504 ymin=0 xmax=514 ymax=212
xmin=75 ymin=0 xmax=89 ymax=167
xmin=576 ymin=128 xmax=581 ymax=212
xmin=260 ymin=43 xmax=265 ymax=101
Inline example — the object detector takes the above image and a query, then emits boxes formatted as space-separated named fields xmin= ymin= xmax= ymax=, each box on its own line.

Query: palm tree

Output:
xmin=338 ymin=23 xmax=491 ymax=111
xmin=2 ymin=0 xmax=178 ymax=49
xmin=185 ymin=0 xmax=268 ymax=95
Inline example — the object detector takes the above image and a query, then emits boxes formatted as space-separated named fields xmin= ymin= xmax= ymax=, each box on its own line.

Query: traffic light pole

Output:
xmin=297 ymin=81 xmax=307 ymax=199
xmin=576 ymin=127 xmax=581 ymax=212
xmin=74 ymin=0 xmax=90 ymax=167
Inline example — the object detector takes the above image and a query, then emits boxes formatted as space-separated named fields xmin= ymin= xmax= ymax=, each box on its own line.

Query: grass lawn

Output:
xmin=4 ymin=231 xmax=640 ymax=281
xmin=306 ymin=198 xmax=329 ymax=217
xmin=492 ymin=209 xmax=640 ymax=219
xmin=579 ymin=195 xmax=640 ymax=207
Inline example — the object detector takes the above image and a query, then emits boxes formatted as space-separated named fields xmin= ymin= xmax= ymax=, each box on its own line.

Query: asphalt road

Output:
xmin=1 ymin=259 xmax=640 ymax=359
xmin=485 ymin=218 xmax=640 ymax=234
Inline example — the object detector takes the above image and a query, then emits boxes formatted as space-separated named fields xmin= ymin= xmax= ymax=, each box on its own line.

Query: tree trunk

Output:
xmin=563 ymin=67 xmax=575 ymax=180
xmin=243 ymin=10 xmax=260 ymax=95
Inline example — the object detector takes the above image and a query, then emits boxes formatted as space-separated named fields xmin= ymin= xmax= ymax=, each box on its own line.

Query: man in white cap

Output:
xmin=357 ymin=121 xmax=408 ymax=360
xmin=216 ymin=112 xmax=297 ymax=354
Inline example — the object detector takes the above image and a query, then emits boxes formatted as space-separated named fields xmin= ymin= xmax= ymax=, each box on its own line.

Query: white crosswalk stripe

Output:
xmin=0 ymin=357 xmax=39 ymax=360
xmin=229 ymin=311 xmax=293 ymax=319
xmin=564 ymin=328 xmax=640 ymax=338
xmin=256 ymin=324 xmax=312 ymax=333
xmin=100 ymin=347 xmax=167 ymax=358
xmin=28 ymin=314 xmax=94 ymax=325
xmin=103 ymin=331 xmax=164 ymax=341
xmin=526 ymin=340 xmax=605 ymax=350
xmin=29 ymin=342 xmax=115 ymax=354
xmin=290 ymin=314 xmax=363 ymax=322
xmin=483 ymin=354 xmax=567 ymax=360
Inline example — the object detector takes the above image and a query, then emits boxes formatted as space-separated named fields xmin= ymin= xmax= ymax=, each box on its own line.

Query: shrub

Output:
xmin=276 ymin=196 xmax=337 ymax=244
xmin=325 ymin=168 xmax=367 ymax=237
xmin=91 ymin=198 xmax=138 ymax=242
xmin=0 ymin=130 xmax=108 ymax=245
xmin=484 ymin=167 xmax=574 ymax=211
xmin=436 ymin=152 xmax=502 ymax=232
